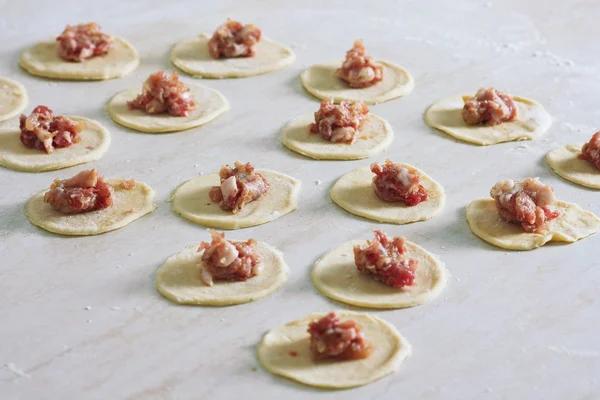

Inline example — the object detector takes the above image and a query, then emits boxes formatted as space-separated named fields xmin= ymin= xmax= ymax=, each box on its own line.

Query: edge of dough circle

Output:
xmin=171 ymin=33 xmax=296 ymax=79
xmin=0 ymin=77 xmax=28 ymax=122
xmin=312 ymin=239 xmax=448 ymax=309
xmin=425 ymin=94 xmax=552 ymax=146
xmin=546 ymin=143 xmax=600 ymax=190
xmin=171 ymin=169 xmax=301 ymax=230
xmin=156 ymin=241 xmax=289 ymax=306
xmin=331 ymin=163 xmax=445 ymax=224
xmin=107 ymin=83 xmax=229 ymax=133
xmin=257 ymin=311 xmax=411 ymax=389
xmin=19 ymin=37 xmax=139 ymax=80
xmin=0 ymin=116 xmax=111 ymax=172
xmin=300 ymin=59 xmax=414 ymax=105
xmin=25 ymin=178 xmax=156 ymax=236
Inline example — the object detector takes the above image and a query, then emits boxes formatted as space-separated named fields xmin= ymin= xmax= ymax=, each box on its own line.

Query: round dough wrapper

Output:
xmin=466 ymin=198 xmax=600 ymax=251
xmin=107 ymin=83 xmax=229 ymax=133
xmin=0 ymin=116 xmax=110 ymax=172
xmin=257 ymin=311 xmax=411 ymax=389
xmin=19 ymin=37 xmax=139 ymax=80
xmin=281 ymin=113 xmax=393 ymax=160
xmin=425 ymin=95 xmax=552 ymax=146
xmin=172 ymin=169 xmax=301 ymax=230
xmin=331 ymin=164 xmax=445 ymax=224
xmin=25 ymin=179 xmax=155 ymax=236
xmin=546 ymin=143 xmax=600 ymax=189
xmin=171 ymin=33 xmax=296 ymax=79
xmin=300 ymin=60 xmax=414 ymax=105
xmin=312 ymin=240 xmax=448 ymax=309
xmin=156 ymin=241 xmax=288 ymax=306
xmin=0 ymin=77 xmax=27 ymax=122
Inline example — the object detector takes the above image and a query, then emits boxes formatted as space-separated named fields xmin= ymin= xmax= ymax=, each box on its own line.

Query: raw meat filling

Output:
xmin=335 ymin=39 xmax=383 ymax=89
xmin=354 ymin=230 xmax=417 ymax=288
xmin=197 ymin=229 xmax=262 ymax=286
xmin=462 ymin=87 xmax=518 ymax=126
xmin=44 ymin=169 xmax=113 ymax=214
xmin=208 ymin=19 xmax=262 ymax=59
xmin=490 ymin=178 xmax=559 ymax=233
xmin=308 ymin=312 xmax=372 ymax=361
xmin=209 ymin=162 xmax=270 ymax=213
xmin=56 ymin=23 xmax=113 ymax=62
xmin=127 ymin=71 xmax=196 ymax=117
xmin=310 ymin=98 xmax=369 ymax=143
xmin=371 ymin=160 xmax=429 ymax=206
xmin=579 ymin=131 xmax=600 ymax=170
xmin=20 ymin=105 xmax=84 ymax=154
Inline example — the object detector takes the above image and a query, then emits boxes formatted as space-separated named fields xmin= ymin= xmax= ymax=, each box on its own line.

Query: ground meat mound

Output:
xmin=208 ymin=19 xmax=262 ymax=59
xmin=310 ymin=98 xmax=369 ymax=143
xmin=462 ymin=87 xmax=518 ymax=126
xmin=490 ymin=178 xmax=560 ymax=233
xmin=335 ymin=39 xmax=383 ymax=88
xmin=579 ymin=131 xmax=600 ymax=170
xmin=44 ymin=169 xmax=113 ymax=214
xmin=371 ymin=160 xmax=429 ymax=206
xmin=308 ymin=312 xmax=373 ymax=361
xmin=127 ymin=71 xmax=196 ymax=117
xmin=56 ymin=23 xmax=113 ymax=62
xmin=209 ymin=162 xmax=270 ymax=213
xmin=20 ymin=105 xmax=84 ymax=154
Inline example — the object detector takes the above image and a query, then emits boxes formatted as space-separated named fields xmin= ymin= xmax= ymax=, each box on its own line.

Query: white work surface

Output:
xmin=1 ymin=1 xmax=599 ymax=399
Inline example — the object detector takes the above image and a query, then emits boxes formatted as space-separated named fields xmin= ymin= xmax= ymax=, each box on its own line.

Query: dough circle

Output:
xmin=331 ymin=164 xmax=445 ymax=224
xmin=546 ymin=143 xmax=600 ymax=189
xmin=300 ymin=60 xmax=414 ymax=105
xmin=107 ymin=84 xmax=229 ymax=133
xmin=19 ymin=37 xmax=139 ymax=80
xmin=171 ymin=34 xmax=296 ymax=79
xmin=281 ymin=113 xmax=393 ymax=160
xmin=425 ymin=95 xmax=552 ymax=145
xmin=257 ymin=311 xmax=411 ymax=389
xmin=0 ymin=77 xmax=27 ymax=122
xmin=312 ymin=240 xmax=448 ymax=309
xmin=466 ymin=198 xmax=600 ymax=251
xmin=171 ymin=169 xmax=301 ymax=230
xmin=156 ymin=241 xmax=288 ymax=306
xmin=0 ymin=116 xmax=110 ymax=172
xmin=25 ymin=179 xmax=155 ymax=236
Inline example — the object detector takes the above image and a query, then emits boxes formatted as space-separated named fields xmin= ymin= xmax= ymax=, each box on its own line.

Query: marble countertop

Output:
xmin=1 ymin=0 xmax=599 ymax=399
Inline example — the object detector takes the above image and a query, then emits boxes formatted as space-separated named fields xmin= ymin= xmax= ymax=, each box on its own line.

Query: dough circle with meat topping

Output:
xmin=107 ymin=83 xmax=229 ymax=133
xmin=281 ymin=113 xmax=393 ymax=160
xmin=546 ymin=143 xmax=600 ymax=189
xmin=19 ymin=37 xmax=139 ymax=80
xmin=257 ymin=311 xmax=411 ymax=389
xmin=330 ymin=164 xmax=445 ymax=224
xmin=466 ymin=198 xmax=600 ymax=251
xmin=0 ymin=116 xmax=110 ymax=172
xmin=300 ymin=60 xmax=414 ymax=105
xmin=0 ymin=77 xmax=27 ymax=122
xmin=171 ymin=169 xmax=301 ymax=229
xmin=156 ymin=241 xmax=288 ymax=306
xmin=312 ymin=240 xmax=447 ymax=309
xmin=25 ymin=179 xmax=155 ymax=236
xmin=425 ymin=95 xmax=551 ymax=146
xmin=171 ymin=33 xmax=296 ymax=79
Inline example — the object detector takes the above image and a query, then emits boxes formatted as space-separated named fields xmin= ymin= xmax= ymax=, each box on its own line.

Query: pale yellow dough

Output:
xmin=546 ymin=143 xmax=600 ymax=189
xmin=19 ymin=37 xmax=139 ymax=80
xmin=300 ymin=60 xmax=414 ymax=105
xmin=25 ymin=179 xmax=155 ymax=236
xmin=171 ymin=170 xmax=301 ymax=230
xmin=0 ymin=77 xmax=27 ymax=122
xmin=257 ymin=311 xmax=411 ymax=389
xmin=281 ymin=114 xmax=393 ymax=160
xmin=425 ymin=95 xmax=552 ymax=145
xmin=107 ymin=84 xmax=229 ymax=133
xmin=0 ymin=116 xmax=110 ymax=172
xmin=466 ymin=198 xmax=600 ymax=251
xmin=171 ymin=34 xmax=296 ymax=79
xmin=312 ymin=240 xmax=448 ymax=309
xmin=331 ymin=164 xmax=445 ymax=224
xmin=156 ymin=241 xmax=288 ymax=306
